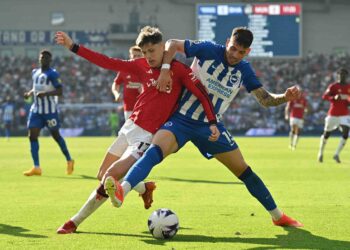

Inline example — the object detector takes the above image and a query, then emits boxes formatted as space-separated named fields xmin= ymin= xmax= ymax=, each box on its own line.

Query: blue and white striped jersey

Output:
xmin=178 ymin=40 xmax=262 ymax=122
xmin=30 ymin=68 xmax=62 ymax=114
xmin=2 ymin=102 xmax=14 ymax=122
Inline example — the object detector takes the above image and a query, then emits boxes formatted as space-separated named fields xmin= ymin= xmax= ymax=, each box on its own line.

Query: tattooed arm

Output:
xmin=251 ymin=86 xmax=301 ymax=108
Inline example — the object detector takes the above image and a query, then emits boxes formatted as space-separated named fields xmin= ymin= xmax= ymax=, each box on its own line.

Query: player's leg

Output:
xmin=214 ymin=149 xmax=302 ymax=227
xmin=333 ymin=124 xmax=349 ymax=163
xmin=4 ymin=121 xmax=11 ymax=140
xmin=318 ymin=116 xmax=336 ymax=162
xmin=114 ymin=129 xmax=180 ymax=207
xmin=292 ymin=124 xmax=301 ymax=150
xmin=23 ymin=127 xmax=42 ymax=176
xmin=50 ymin=129 xmax=74 ymax=174
xmin=288 ymin=119 xmax=294 ymax=148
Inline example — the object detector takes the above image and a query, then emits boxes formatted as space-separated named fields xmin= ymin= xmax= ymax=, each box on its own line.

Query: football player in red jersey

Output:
xmin=112 ymin=46 xmax=143 ymax=121
xmin=285 ymin=88 xmax=308 ymax=150
xmin=318 ymin=68 xmax=350 ymax=163
xmin=55 ymin=27 xmax=219 ymax=234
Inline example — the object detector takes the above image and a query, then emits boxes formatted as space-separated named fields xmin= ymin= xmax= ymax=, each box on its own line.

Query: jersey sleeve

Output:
xmin=184 ymin=40 xmax=216 ymax=58
xmin=322 ymin=84 xmax=336 ymax=101
xmin=175 ymin=63 xmax=217 ymax=124
xmin=75 ymin=45 xmax=141 ymax=76
xmin=241 ymin=63 xmax=263 ymax=93
xmin=114 ymin=72 xmax=124 ymax=85
xmin=50 ymin=70 xmax=63 ymax=89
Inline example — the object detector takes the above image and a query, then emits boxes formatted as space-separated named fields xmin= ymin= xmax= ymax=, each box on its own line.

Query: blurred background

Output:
xmin=1 ymin=0 xmax=350 ymax=136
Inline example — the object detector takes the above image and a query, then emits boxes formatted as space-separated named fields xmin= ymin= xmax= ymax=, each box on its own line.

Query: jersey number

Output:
xmin=222 ymin=130 xmax=235 ymax=146
xmin=47 ymin=119 xmax=57 ymax=128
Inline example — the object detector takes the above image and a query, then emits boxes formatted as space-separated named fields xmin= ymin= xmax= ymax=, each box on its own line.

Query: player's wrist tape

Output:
xmin=161 ymin=63 xmax=171 ymax=70
xmin=70 ymin=43 xmax=80 ymax=53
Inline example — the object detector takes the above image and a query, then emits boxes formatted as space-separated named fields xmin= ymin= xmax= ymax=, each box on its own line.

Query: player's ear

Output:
xmin=245 ymin=48 xmax=251 ymax=56
xmin=225 ymin=38 xmax=230 ymax=47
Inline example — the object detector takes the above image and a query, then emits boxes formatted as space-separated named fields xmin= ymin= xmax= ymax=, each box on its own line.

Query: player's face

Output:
xmin=141 ymin=42 xmax=164 ymax=68
xmin=129 ymin=50 xmax=143 ymax=59
xmin=225 ymin=38 xmax=251 ymax=65
xmin=39 ymin=53 xmax=51 ymax=68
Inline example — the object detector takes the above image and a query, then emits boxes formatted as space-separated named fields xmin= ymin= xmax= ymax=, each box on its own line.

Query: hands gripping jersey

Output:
xmin=181 ymin=40 xmax=262 ymax=122
xmin=76 ymin=45 xmax=216 ymax=134
xmin=114 ymin=72 xmax=141 ymax=112
xmin=289 ymin=94 xmax=307 ymax=119
xmin=322 ymin=82 xmax=350 ymax=116
xmin=30 ymin=68 xmax=62 ymax=114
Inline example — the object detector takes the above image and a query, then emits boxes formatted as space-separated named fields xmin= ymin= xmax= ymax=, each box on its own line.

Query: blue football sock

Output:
xmin=239 ymin=167 xmax=277 ymax=211
xmin=124 ymin=144 xmax=163 ymax=188
xmin=30 ymin=139 xmax=40 ymax=167
xmin=5 ymin=128 xmax=10 ymax=138
xmin=56 ymin=136 xmax=72 ymax=161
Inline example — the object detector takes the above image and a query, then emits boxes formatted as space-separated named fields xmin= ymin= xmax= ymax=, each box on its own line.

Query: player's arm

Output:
xmin=179 ymin=67 xmax=219 ymax=141
xmin=157 ymin=39 xmax=186 ymax=92
xmin=284 ymin=102 xmax=291 ymax=120
xmin=55 ymin=31 xmax=139 ymax=75
xmin=112 ymin=73 xmax=122 ymax=101
xmin=322 ymin=85 xmax=337 ymax=101
xmin=251 ymin=86 xmax=301 ymax=108
xmin=24 ymin=89 xmax=34 ymax=99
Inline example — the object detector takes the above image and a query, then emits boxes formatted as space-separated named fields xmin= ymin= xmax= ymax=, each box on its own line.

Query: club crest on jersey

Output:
xmin=228 ymin=70 xmax=242 ymax=87
xmin=146 ymin=78 xmax=157 ymax=88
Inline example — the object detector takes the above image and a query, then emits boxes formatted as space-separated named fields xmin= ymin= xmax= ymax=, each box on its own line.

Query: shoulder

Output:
xmin=48 ymin=68 xmax=60 ymax=78
xmin=171 ymin=60 xmax=191 ymax=73
xmin=185 ymin=40 xmax=224 ymax=55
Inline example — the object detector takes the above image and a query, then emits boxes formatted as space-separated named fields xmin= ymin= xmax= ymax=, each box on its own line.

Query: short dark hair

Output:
xmin=337 ymin=68 xmax=348 ymax=75
xmin=40 ymin=49 xmax=52 ymax=58
xmin=136 ymin=26 xmax=163 ymax=47
xmin=231 ymin=27 xmax=253 ymax=48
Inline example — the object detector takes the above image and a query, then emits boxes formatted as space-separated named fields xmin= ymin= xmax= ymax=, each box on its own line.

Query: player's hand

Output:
xmin=334 ymin=94 xmax=341 ymax=101
xmin=208 ymin=124 xmax=220 ymax=142
xmin=284 ymin=85 xmax=301 ymax=101
xmin=157 ymin=69 xmax=172 ymax=93
xmin=285 ymin=115 xmax=289 ymax=121
xmin=55 ymin=31 xmax=74 ymax=49
xmin=113 ymin=93 xmax=120 ymax=102
xmin=23 ymin=92 xmax=31 ymax=99
xmin=36 ymin=91 xmax=47 ymax=98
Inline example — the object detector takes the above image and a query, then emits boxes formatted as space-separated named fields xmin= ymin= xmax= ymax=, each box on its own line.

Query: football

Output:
xmin=148 ymin=208 xmax=179 ymax=239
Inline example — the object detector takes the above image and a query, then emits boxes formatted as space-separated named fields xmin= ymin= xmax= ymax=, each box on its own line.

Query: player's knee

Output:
xmin=324 ymin=131 xmax=331 ymax=139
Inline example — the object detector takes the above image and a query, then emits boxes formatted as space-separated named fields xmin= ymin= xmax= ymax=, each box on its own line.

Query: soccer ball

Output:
xmin=148 ymin=208 xmax=179 ymax=239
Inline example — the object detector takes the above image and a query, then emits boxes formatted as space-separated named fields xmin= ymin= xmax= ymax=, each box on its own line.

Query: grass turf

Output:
xmin=0 ymin=136 xmax=349 ymax=249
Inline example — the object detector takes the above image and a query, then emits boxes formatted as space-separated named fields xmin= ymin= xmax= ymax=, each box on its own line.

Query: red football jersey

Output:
xmin=288 ymin=94 xmax=307 ymax=119
xmin=76 ymin=45 xmax=216 ymax=134
xmin=322 ymin=82 xmax=350 ymax=116
xmin=114 ymin=72 xmax=140 ymax=111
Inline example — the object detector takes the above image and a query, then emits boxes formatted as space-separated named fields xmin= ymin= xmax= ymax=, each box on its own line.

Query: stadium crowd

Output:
xmin=1 ymin=52 xmax=349 ymax=135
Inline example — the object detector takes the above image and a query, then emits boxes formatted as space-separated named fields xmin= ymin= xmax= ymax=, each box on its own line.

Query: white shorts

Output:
xmin=324 ymin=115 xmax=350 ymax=131
xmin=124 ymin=111 xmax=132 ymax=121
xmin=108 ymin=119 xmax=153 ymax=159
xmin=290 ymin=117 xmax=304 ymax=129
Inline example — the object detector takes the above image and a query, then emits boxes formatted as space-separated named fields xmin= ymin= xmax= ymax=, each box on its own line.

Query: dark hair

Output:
xmin=136 ymin=26 xmax=163 ymax=47
xmin=40 ymin=49 xmax=52 ymax=58
xmin=231 ymin=27 xmax=253 ymax=48
xmin=337 ymin=68 xmax=348 ymax=75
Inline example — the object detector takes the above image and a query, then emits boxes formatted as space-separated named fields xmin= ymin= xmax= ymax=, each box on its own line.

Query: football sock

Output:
xmin=30 ymin=139 xmax=40 ymax=167
xmin=121 ymin=181 xmax=132 ymax=197
xmin=269 ymin=208 xmax=283 ymax=221
xmin=335 ymin=138 xmax=346 ymax=156
xmin=318 ymin=135 xmax=327 ymax=155
xmin=5 ymin=128 xmax=10 ymax=138
xmin=132 ymin=182 xmax=146 ymax=194
xmin=71 ymin=190 xmax=107 ymax=226
xmin=239 ymin=167 xmax=277 ymax=211
xmin=124 ymin=144 xmax=163 ymax=188
xmin=56 ymin=136 xmax=72 ymax=161
xmin=292 ymin=134 xmax=299 ymax=147
xmin=289 ymin=131 xmax=293 ymax=146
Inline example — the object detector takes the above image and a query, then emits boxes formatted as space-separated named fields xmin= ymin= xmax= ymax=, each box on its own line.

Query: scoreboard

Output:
xmin=196 ymin=3 xmax=302 ymax=57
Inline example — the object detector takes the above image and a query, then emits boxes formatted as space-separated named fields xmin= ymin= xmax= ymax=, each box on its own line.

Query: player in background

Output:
xmin=112 ymin=46 xmax=143 ymax=121
xmin=108 ymin=27 xmax=303 ymax=228
xmin=318 ymin=68 xmax=350 ymax=163
xmin=55 ymin=27 xmax=219 ymax=234
xmin=23 ymin=50 xmax=74 ymax=176
xmin=285 ymin=88 xmax=308 ymax=150
xmin=1 ymin=96 xmax=15 ymax=140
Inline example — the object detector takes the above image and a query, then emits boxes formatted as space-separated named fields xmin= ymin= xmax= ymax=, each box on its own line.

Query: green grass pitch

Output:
xmin=0 ymin=136 xmax=350 ymax=249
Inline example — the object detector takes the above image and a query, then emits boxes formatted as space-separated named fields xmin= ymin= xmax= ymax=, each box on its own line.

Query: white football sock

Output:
xmin=289 ymin=132 xmax=293 ymax=146
xmin=335 ymin=138 xmax=347 ymax=156
xmin=318 ymin=135 xmax=327 ymax=156
xmin=71 ymin=190 xmax=107 ymax=226
xmin=269 ymin=208 xmax=283 ymax=221
xmin=121 ymin=181 xmax=132 ymax=197
xmin=292 ymin=134 xmax=299 ymax=148
xmin=132 ymin=182 xmax=146 ymax=194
